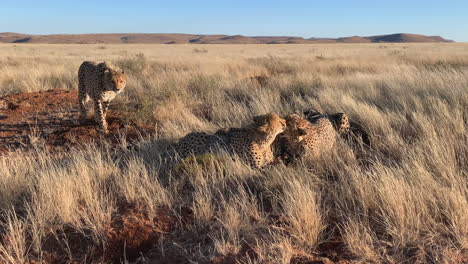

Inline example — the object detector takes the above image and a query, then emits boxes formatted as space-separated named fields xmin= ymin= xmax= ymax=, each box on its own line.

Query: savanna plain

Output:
xmin=0 ymin=43 xmax=467 ymax=263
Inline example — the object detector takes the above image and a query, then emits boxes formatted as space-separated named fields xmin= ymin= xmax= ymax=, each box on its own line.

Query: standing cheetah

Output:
xmin=78 ymin=61 xmax=126 ymax=134
xmin=281 ymin=114 xmax=336 ymax=159
xmin=174 ymin=113 xmax=286 ymax=168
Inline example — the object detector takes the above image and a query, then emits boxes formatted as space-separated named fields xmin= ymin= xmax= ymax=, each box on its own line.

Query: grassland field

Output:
xmin=0 ymin=43 xmax=467 ymax=263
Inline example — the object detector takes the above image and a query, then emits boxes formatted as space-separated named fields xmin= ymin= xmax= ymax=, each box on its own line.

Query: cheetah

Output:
xmin=174 ymin=113 xmax=286 ymax=168
xmin=78 ymin=61 xmax=126 ymax=134
xmin=303 ymin=110 xmax=350 ymax=135
xmin=303 ymin=110 xmax=370 ymax=147
xmin=281 ymin=114 xmax=336 ymax=159
xmin=174 ymin=131 xmax=226 ymax=159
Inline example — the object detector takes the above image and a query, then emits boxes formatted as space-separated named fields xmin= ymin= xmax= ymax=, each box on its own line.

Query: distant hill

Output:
xmin=365 ymin=33 xmax=452 ymax=43
xmin=0 ymin=32 xmax=454 ymax=44
xmin=336 ymin=36 xmax=372 ymax=43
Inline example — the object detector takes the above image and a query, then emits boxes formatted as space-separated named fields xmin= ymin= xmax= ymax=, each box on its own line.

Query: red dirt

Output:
xmin=103 ymin=201 xmax=174 ymax=262
xmin=37 ymin=225 xmax=97 ymax=264
xmin=0 ymin=89 xmax=153 ymax=153
xmin=26 ymin=201 xmax=174 ymax=263
xmin=211 ymin=242 xmax=259 ymax=264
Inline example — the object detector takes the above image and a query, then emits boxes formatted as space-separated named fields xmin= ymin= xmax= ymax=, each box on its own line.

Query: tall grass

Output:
xmin=0 ymin=43 xmax=467 ymax=263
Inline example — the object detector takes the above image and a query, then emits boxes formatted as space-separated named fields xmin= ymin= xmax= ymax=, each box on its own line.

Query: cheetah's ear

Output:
xmin=253 ymin=115 xmax=269 ymax=132
xmin=285 ymin=114 xmax=300 ymax=123
xmin=103 ymin=69 xmax=111 ymax=78
xmin=296 ymin=128 xmax=307 ymax=141
xmin=297 ymin=128 xmax=307 ymax=136
xmin=257 ymin=124 xmax=268 ymax=133
xmin=103 ymin=69 xmax=111 ymax=81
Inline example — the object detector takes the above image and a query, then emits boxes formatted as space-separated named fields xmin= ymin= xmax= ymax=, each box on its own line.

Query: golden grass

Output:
xmin=0 ymin=43 xmax=467 ymax=263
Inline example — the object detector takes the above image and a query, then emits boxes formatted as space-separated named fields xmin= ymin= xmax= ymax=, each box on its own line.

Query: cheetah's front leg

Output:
xmin=102 ymin=101 xmax=110 ymax=119
xmin=78 ymin=92 xmax=88 ymax=119
xmin=94 ymin=100 xmax=108 ymax=134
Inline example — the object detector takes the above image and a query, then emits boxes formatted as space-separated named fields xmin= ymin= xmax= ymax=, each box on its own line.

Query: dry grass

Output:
xmin=0 ymin=43 xmax=467 ymax=263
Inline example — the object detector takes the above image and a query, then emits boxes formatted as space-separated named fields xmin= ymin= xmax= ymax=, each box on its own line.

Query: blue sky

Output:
xmin=1 ymin=0 xmax=467 ymax=41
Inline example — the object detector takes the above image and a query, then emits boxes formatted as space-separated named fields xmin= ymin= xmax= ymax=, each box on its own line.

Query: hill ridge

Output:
xmin=0 ymin=32 xmax=454 ymax=44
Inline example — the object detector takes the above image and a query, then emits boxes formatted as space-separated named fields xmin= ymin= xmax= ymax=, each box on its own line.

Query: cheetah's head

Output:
xmin=283 ymin=114 xmax=313 ymax=143
xmin=103 ymin=69 xmax=126 ymax=93
xmin=282 ymin=114 xmax=315 ymax=156
xmin=252 ymin=113 xmax=286 ymax=141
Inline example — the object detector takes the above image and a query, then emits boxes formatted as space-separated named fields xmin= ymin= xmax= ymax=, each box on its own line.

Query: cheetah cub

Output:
xmin=78 ymin=61 xmax=126 ymax=134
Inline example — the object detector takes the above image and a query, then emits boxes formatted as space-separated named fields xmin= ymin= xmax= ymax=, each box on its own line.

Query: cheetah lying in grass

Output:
xmin=175 ymin=110 xmax=369 ymax=167
xmin=303 ymin=110 xmax=350 ymax=135
xmin=279 ymin=113 xmax=337 ymax=160
xmin=273 ymin=110 xmax=371 ymax=163
xmin=78 ymin=61 xmax=126 ymax=134
xmin=174 ymin=113 xmax=286 ymax=168
xmin=304 ymin=110 xmax=371 ymax=147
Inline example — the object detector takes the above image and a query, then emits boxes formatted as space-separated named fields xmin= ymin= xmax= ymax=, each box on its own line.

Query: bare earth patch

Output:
xmin=0 ymin=89 xmax=153 ymax=153
xmin=24 ymin=201 xmax=174 ymax=263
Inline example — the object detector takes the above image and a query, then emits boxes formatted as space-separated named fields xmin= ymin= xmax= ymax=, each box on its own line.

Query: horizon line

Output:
xmin=0 ymin=31 xmax=455 ymax=41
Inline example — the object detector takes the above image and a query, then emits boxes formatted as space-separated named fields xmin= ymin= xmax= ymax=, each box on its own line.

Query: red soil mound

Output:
xmin=0 ymin=89 xmax=153 ymax=153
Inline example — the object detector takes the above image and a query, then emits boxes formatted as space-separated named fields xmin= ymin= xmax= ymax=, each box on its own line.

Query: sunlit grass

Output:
xmin=0 ymin=43 xmax=467 ymax=263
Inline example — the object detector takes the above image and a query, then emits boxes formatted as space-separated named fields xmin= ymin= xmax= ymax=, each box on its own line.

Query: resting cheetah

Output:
xmin=303 ymin=110 xmax=350 ymax=135
xmin=174 ymin=113 xmax=286 ymax=168
xmin=174 ymin=131 xmax=226 ymax=159
xmin=78 ymin=61 xmax=126 ymax=134
xmin=281 ymin=114 xmax=336 ymax=159
xmin=304 ymin=110 xmax=371 ymax=146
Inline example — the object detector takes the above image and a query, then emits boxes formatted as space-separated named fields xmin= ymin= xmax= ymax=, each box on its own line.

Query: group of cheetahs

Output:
xmin=78 ymin=61 xmax=370 ymax=168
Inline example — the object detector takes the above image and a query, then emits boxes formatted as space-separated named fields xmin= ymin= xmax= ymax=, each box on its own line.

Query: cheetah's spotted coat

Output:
xmin=78 ymin=61 xmax=126 ymax=134
xmin=175 ymin=113 xmax=286 ymax=168
xmin=281 ymin=114 xmax=337 ymax=159
xmin=303 ymin=110 xmax=350 ymax=135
